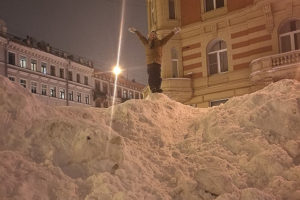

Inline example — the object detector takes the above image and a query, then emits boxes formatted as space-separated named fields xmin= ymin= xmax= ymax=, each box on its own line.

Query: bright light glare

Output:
xmin=113 ymin=65 xmax=122 ymax=76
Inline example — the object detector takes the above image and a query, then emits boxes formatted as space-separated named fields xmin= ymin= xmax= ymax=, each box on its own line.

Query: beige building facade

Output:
xmin=94 ymin=71 xmax=144 ymax=108
xmin=0 ymin=19 xmax=145 ymax=108
xmin=146 ymin=0 xmax=300 ymax=107
xmin=0 ymin=33 xmax=94 ymax=107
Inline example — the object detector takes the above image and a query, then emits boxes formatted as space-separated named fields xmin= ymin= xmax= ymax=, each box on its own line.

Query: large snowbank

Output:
xmin=0 ymin=75 xmax=299 ymax=200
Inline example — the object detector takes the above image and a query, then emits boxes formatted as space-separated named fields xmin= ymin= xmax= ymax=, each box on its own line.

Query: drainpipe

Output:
xmin=4 ymin=39 xmax=9 ymax=77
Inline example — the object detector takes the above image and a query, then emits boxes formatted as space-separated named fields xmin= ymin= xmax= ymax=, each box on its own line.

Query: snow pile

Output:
xmin=0 ymin=75 xmax=299 ymax=200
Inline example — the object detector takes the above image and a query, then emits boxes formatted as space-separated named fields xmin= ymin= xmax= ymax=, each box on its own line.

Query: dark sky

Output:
xmin=0 ymin=0 xmax=148 ymax=84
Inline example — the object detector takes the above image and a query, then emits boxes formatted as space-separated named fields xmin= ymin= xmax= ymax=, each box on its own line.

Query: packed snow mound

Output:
xmin=0 ymin=75 xmax=300 ymax=200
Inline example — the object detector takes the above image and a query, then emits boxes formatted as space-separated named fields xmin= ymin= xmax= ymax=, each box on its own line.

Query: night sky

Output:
xmin=0 ymin=0 xmax=148 ymax=84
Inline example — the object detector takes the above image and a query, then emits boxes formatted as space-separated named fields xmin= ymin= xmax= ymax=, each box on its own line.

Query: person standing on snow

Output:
xmin=128 ymin=27 xmax=181 ymax=93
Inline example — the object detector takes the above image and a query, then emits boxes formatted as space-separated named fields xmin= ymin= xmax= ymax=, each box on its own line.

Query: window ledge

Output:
xmin=202 ymin=7 xmax=228 ymax=21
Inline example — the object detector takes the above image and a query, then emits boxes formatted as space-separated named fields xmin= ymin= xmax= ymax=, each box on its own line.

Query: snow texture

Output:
xmin=0 ymin=75 xmax=300 ymax=200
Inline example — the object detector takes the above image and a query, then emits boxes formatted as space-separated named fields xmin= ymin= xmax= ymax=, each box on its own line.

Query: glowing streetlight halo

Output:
xmin=113 ymin=65 xmax=122 ymax=76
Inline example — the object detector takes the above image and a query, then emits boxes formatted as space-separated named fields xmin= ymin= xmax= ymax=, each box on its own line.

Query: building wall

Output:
xmin=0 ymin=36 xmax=94 ymax=107
xmin=147 ymin=0 xmax=300 ymax=107
xmin=94 ymin=73 xmax=144 ymax=108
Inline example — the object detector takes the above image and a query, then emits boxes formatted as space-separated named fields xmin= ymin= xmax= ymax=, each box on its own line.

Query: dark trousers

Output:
xmin=147 ymin=63 xmax=162 ymax=92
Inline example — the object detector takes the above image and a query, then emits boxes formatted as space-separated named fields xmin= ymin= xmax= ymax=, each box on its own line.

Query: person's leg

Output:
xmin=153 ymin=63 xmax=162 ymax=93
xmin=147 ymin=64 xmax=157 ymax=92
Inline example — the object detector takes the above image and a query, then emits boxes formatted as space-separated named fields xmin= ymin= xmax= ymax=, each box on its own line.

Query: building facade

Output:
xmin=147 ymin=0 xmax=300 ymax=107
xmin=0 ymin=20 xmax=145 ymax=107
xmin=94 ymin=70 xmax=144 ymax=108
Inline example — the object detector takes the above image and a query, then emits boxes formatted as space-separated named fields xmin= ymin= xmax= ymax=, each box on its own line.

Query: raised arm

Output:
xmin=135 ymin=31 xmax=148 ymax=45
xmin=160 ymin=27 xmax=181 ymax=46
xmin=129 ymin=27 xmax=147 ymax=45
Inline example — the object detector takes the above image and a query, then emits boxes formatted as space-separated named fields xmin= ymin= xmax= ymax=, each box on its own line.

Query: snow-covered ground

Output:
xmin=0 ymin=75 xmax=300 ymax=200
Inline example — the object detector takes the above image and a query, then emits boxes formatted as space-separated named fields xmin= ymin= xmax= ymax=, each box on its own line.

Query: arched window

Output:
xmin=169 ymin=0 xmax=175 ymax=19
xmin=171 ymin=48 xmax=179 ymax=77
xmin=279 ymin=19 xmax=300 ymax=53
xmin=207 ymin=40 xmax=228 ymax=75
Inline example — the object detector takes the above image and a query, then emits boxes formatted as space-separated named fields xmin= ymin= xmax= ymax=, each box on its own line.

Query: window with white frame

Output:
xmin=123 ymin=90 xmax=128 ymax=99
xmin=41 ymin=63 xmax=47 ymax=75
xmin=85 ymin=95 xmax=90 ymax=104
xmin=129 ymin=91 xmax=133 ymax=99
xmin=20 ymin=79 xmax=26 ymax=88
xmin=50 ymin=86 xmax=56 ymax=97
xmin=31 ymin=82 xmax=37 ymax=94
xmin=171 ymin=48 xmax=179 ymax=78
xmin=41 ymin=84 xmax=47 ymax=95
xmin=20 ymin=56 xmax=26 ymax=68
xmin=59 ymin=89 xmax=65 ymax=99
xmin=77 ymin=93 xmax=81 ymax=103
xmin=31 ymin=60 xmax=37 ymax=71
xmin=9 ymin=76 xmax=15 ymax=81
xmin=169 ymin=0 xmax=175 ymax=19
xmin=207 ymin=40 xmax=228 ymax=75
xmin=279 ymin=19 xmax=300 ymax=53
xmin=69 ymin=91 xmax=73 ymax=101
xmin=204 ymin=0 xmax=224 ymax=12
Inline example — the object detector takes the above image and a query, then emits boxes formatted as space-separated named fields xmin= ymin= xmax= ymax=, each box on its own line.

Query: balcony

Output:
xmin=250 ymin=50 xmax=300 ymax=84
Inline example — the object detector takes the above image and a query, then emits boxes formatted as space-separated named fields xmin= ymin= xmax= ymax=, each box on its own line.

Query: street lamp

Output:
xmin=113 ymin=65 xmax=122 ymax=76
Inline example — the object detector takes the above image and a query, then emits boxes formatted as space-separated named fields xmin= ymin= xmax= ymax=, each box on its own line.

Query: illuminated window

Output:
xmin=169 ymin=0 xmax=175 ymax=19
xmin=129 ymin=91 xmax=133 ymax=99
xmin=205 ymin=0 xmax=224 ymax=12
xmin=50 ymin=86 xmax=56 ymax=97
xmin=69 ymin=91 xmax=73 ymax=101
xmin=41 ymin=84 xmax=47 ymax=95
xmin=171 ymin=48 xmax=179 ymax=78
xmin=31 ymin=82 xmax=37 ymax=94
xmin=85 ymin=95 xmax=90 ymax=104
xmin=77 ymin=93 xmax=81 ymax=103
xmin=123 ymin=90 xmax=128 ymax=98
xmin=207 ymin=40 xmax=228 ymax=75
xmin=59 ymin=89 xmax=65 ymax=99
xmin=31 ymin=60 xmax=37 ymax=71
xmin=279 ymin=20 xmax=300 ymax=53
xmin=41 ymin=63 xmax=47 ymax=74
xmin=20 ymin=56 xmax=27 ymax=68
